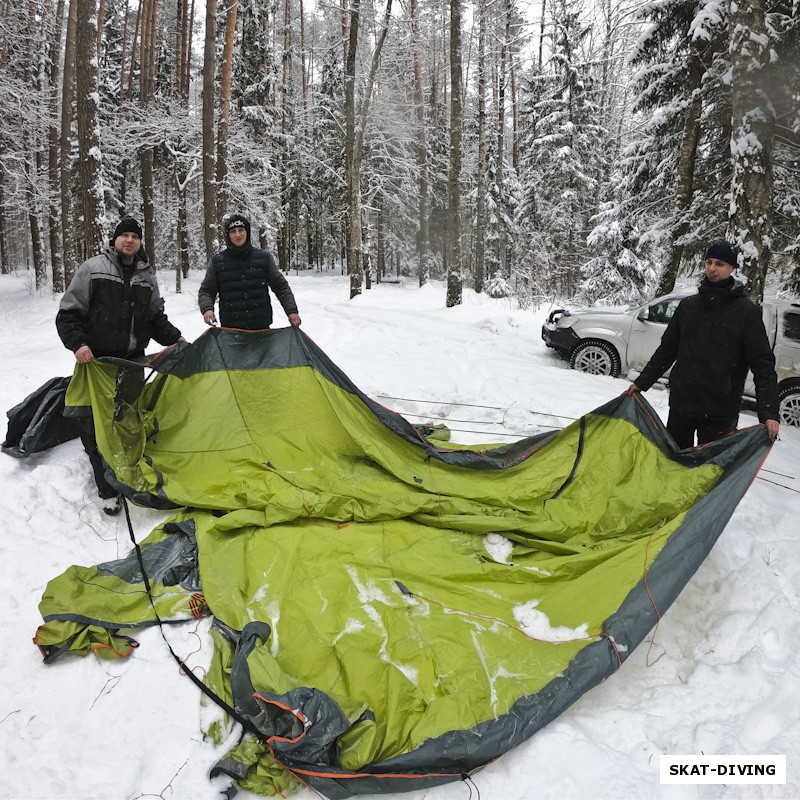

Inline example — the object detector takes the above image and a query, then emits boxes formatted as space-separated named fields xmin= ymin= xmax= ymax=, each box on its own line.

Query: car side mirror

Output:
xmin=637 ymin=308 xmax=649 ymax=321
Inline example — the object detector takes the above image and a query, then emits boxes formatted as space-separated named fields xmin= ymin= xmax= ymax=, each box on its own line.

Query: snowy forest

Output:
xmin=0 ymin=0 xmax=798 ymax=307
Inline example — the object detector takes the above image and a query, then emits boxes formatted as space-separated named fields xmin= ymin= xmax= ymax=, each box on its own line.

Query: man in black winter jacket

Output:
xmin=56 ymin=216 xmax=185 ymax=514
xmin=198 ymin=214 xmax=301 ymax=330
xmin=630 ymin=239 xmax=780 ymax=449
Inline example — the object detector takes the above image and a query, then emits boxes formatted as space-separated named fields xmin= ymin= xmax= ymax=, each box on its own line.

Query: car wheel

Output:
xmin=778 ymin=382 xmax=800 ymax=427
xmin=569 ymin=340 xmax=622 ymax=378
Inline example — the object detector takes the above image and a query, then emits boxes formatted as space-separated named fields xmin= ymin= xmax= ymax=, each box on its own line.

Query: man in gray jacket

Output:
xmin=56 ymin=216 xmax=184 ymax=513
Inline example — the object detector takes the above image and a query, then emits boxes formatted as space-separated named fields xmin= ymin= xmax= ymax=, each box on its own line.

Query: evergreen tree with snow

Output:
xmin=623 ymin=0 xmax=800 ymax=298
xmin=577 ymin=178 xmax=656 ymax=306
xmin=516 ymin=0 xmax=604 ymax=297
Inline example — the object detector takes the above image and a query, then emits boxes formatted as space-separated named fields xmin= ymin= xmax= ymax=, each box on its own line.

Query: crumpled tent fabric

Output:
xmin=35 ymin=328 xmax=772 ymax=798
xmin=2 ymin=377 xmax=79 ymax=457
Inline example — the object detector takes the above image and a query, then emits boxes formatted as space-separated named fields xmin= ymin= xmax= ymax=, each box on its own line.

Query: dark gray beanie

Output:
xmin=705 ymin=240 xmax=738 ymax=268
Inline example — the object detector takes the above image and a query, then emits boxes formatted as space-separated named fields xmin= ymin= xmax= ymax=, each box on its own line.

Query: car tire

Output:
xmin=778 ymin=382 xmax=800 ymax=427
xmin=569 ymin=340 xmax=622 ymax=378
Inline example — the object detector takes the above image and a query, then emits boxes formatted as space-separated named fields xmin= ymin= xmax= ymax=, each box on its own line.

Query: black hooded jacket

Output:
xmin=198 ymin=215 xmax=298 ymax=330
xmin=636 ymin=278 xmax=779 ymax=422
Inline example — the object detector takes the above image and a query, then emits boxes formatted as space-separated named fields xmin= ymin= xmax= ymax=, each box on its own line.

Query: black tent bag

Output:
xmin=2 ymin=377 xmax=80 ymax=457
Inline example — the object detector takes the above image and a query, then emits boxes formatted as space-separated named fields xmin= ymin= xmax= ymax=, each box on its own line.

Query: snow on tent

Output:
xmin=34 ymin=327 xmax=772 ymax=798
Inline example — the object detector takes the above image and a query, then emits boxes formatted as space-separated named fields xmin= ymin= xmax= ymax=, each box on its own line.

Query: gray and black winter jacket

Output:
xmin=56 ymin=245 xmax=182 ymax=358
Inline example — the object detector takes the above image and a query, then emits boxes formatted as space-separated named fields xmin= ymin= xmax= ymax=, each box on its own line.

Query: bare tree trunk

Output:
xmin=116 ymin=1 xmax=132 ymax=211
xmin=76 ymin=0 xmax=105 ymax=256
xmin=0 ymin=0 xmax=6 ymax=274
xmin=185 ymin=0 xmax=195 ymax=100
xmin=410 ymin=0 xmax=429 ymax=286
xmin=0 ymin=0 xmax=8 ymax=70
xmin=729 ymin=0 xmax=773 ymax=304
xmin=139 ymin=0 xmax=157 ymax=265
xmin=376 ymin=203 xmax=384 ymax=282
xmin=494 ymin=0 xmax=510 ymax=274
xmin=175 ymin=164 xmax=189 ymax=288
xmin=658 ymin=45 xmax=703 ymax=297
xmin=29 ymin=201 xmax=45 ymax=287
xmin=48 ymin=0 xmax=66 ymax=291
xmin=61 ymin=0 xmax=78 ymax=280
xmin=344 ymin=0 xmax=361 ymax=297
xmin=96 ymin=0 xmax=106 ymax=54
xmin=0 ymin=181 xmax=7 ymax=273
xmin=216 ymin=0 xmax=238 ymax=213
xmin=172 ymin=0 xmax=191 ymax=289
xmin=362 ymin=213 xmax=371 ymax=289
xmin=538 ymin=0 xmax=546 ymax=71
xmin=125 ymin=0 xmax=141 ymax=100
xmin=340 ymin=0 xmax=349 ymax=67
xmin=202 ymin=0 xmax=218 ymax=261
xmin=278 ymin=0 xmax=292 ymax=270
xmin=299 ymin=0 xmax=308 ymax=116
xmin=175 ymin=0 xmax=189 ymax=104
xmin=510 ymin=60 xmax=519 ymax=171
xmin=345 ymin=0 xmax=392 ymax=299
xmin=474 ymin=0 xmax=486 ymax=293
xmin=445 ymin=0 xmax=463 ymax=308
xmin=27 ymin=0 xmax=46 ymax=288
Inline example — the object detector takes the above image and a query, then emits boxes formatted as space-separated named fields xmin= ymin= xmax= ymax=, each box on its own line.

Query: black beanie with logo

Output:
xmin=224 ymin=213 xmax=252 ymax=250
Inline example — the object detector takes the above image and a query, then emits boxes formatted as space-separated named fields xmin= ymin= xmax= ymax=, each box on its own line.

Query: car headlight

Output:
xmin=547 ymin=309 xmax=571 ymax=325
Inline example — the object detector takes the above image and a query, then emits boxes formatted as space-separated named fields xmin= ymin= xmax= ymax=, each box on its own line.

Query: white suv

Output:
xmin=542 ymin=290 xmax=800 ymax=426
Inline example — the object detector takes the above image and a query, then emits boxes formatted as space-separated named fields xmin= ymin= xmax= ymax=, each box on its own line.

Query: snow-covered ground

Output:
xmin=1 ymin=269 xmax=798 ymax=800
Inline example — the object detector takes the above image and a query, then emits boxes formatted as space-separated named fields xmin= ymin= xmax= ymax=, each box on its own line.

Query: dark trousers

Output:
xmin=77 ymin=416 xmax=116 ymax=498
xmin=667 ymin=409 xmax=738 ymax=450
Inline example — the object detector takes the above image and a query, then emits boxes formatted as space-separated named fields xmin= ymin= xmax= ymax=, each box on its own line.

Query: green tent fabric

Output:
xmin=36 ymin=328 xmax=772 ymax=798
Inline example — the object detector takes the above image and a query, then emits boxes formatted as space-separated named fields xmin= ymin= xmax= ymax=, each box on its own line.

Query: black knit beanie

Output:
xmin=112 ymin=216 xmax=143 ymax=242
xmin=705 ymin=240 xmax=738 ymax=269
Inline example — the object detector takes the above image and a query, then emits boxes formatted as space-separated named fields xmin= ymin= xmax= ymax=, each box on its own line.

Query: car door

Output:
xmin=743 ymin=304 xmax=777 ymax=397
xmin=749 ymin=305 xmax=800 ymax=395
xmin=744 ymin=303 xmax=800 ymax=397
xmin=625 ymin=295 xmax=685 ymax=373
xmin=775 ymin=308 xmax=800 ymax=384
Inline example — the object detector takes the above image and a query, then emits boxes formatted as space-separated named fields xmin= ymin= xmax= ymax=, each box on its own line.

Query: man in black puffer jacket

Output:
xmin=56 ymin=216 xmax=185 ymax=514
xmin=198 ymin=214 xmax=301 ymax=330
xmin=631 ymin=239 xmax=779 ymax=449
